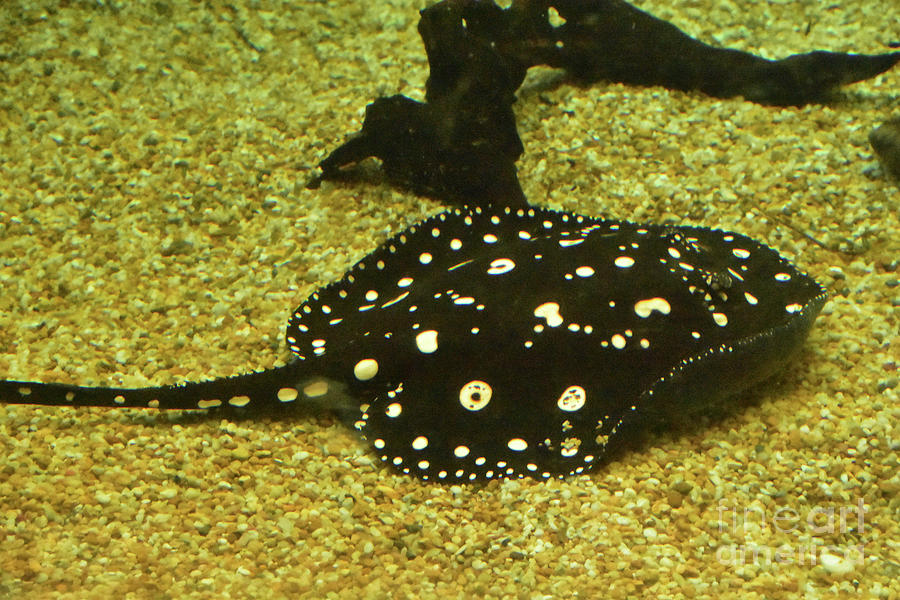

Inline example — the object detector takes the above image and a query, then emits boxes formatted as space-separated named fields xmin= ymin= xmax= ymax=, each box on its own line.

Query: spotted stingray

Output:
xmin=0 ymin=206 xmax=826 ymax=481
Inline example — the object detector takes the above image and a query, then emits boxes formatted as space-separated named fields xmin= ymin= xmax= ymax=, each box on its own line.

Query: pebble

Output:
xmin=231 ymin=446 xmax=252 ymax=461
xmin=820 ymin=551 xmax=858 ymax=577
xmin=194 ymin=521 xmax=212 ymax=535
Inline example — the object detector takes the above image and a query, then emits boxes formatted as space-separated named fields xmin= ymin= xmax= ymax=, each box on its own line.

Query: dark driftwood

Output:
xmin=869 ymin=118 xmax=900 ymax=180
xmin=313 ymin=0 xmax=900 ymax=206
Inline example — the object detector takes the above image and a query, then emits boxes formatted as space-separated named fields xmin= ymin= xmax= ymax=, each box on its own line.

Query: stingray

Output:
xmin=0 ymin=206 xmax=826 ymax=481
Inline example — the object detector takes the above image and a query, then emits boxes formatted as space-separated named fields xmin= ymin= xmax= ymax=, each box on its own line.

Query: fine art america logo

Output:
xmin=715 ymin=498 xmax=867 ymax=573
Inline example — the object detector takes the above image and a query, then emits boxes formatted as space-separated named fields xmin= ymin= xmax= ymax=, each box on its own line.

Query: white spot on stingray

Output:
xmin=417 ymin=460 xmax=429 ymax=470
xmin=558 ymin=238 xmax=584 ymax=247
xmin=668 ymin=247 xmax=681 ymax=259
xmin=412 ymin=436 xmax=429 ymax=450
xmin=279 ymin=387 xmax=300 ymax=402
xmin=534 ymin=302 xmax=563 ymax=327
xmin=775 ymin=273 xmax=791 ymax=282
xmin=312 ymin=339 xmax=326 ymax=348
xmin=385 ymin=403 xmax=402 ymax=418
xmin=448 ymin=259 xmax=473 ymax=271
xmin=691 ymin=331 xmax=701 ymax=339
xmin=454 ymin=445 xmax=470 ymax=458
xmin=431 ymin=227 xmax=440 ymax=237
xmin=575 ymin=266 xmax=594 ymax=277
xmin=727 ymin=268 xmax=745 ymax=282
xmin=640 ymin=338 xmax=650 ymax=349
xmin=611 ymin=334 xmax=627 ymax=349
xmin=416 ymin=330 xmax=439 ymax=354
xmin=732 ymin=248 xmax=751 ymax=259
xmin=634 ymin=297 xmax=672 ymax=318
xmin=198 ymin=399 xmax=221 ymax=409
xmin=419 ymin=252 xmax=433 ymax=264
xmin=483 ymin=233 xmax=498 ymax=244
xmin=713 ymin=312 xmax=728 ymax=326
xmin=459 ymin=380 xmax=492 ymax=411
xmin=354 ymin=358 xmax=379 ymax=380
xmin=518 ymin=231 xmax=531 ymax=240
xmin=614 ymin=256 xmax=635 ymax=268
xmin=785 ymin=303 xmax=803 ymax=313
xmin=450 ymin=239 xmax=462 ymax=250
xmin=487 ymin=258 xmax=516 ymax=275
xmin=507 ymin=438 xmax=528 ymax=451
xmin=381 ymin=291 xmax=409 ymax=308
xmin=397 ymin=277 xmax=414 ymax=287
xmin=374 ymin=438 xmax=385 ymax=449
xmin=228 ymin=395 xmax=251 ymax=408
xmin=557 ymin=386 xmax=586 ymax=412
xmin=744 ymin=292 xmax=759 ymax=305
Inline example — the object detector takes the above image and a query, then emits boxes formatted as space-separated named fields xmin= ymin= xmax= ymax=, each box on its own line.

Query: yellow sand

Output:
xmin=0 ymin=1 xmax=897 ymax=598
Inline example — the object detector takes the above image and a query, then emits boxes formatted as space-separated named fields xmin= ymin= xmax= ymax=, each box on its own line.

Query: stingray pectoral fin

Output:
xmin=0 ymin=360 xmax=321 ymax=413
xmin=637 ymin=292 xmax=828 ymax=423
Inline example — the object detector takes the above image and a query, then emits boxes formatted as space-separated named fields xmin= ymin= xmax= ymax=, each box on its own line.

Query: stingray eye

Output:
xmin=705 ymin=269 xmax=733 ymax=291
xmin=459 ymin=380 xmax=492 ymax=411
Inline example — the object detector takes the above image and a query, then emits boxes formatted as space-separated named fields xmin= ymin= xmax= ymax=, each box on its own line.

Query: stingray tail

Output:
xmin=0 ymin=361 xmax=314 ymax=413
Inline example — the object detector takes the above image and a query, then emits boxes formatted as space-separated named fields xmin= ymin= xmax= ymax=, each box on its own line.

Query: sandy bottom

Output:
xmin=0 ymin=1 xmax=897 ymax=598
